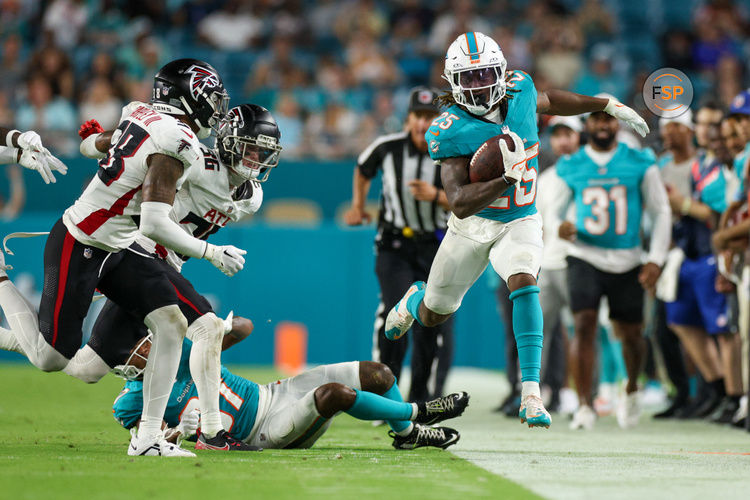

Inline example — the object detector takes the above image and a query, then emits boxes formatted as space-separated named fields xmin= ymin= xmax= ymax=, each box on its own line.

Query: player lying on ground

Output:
xmin=0 ymin=103 xmax=281 ymax=453
xmin=113 ymin=334 xmax=470 ymax=451
xmin=384 ymin=32 xmax=650 ymax=429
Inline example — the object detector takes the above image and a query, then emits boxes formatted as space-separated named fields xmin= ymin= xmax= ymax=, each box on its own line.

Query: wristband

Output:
xmin=5 ymin=129 xmax=19 ymax=148
xmin=680 ymin=198 xmax=692 ymax=216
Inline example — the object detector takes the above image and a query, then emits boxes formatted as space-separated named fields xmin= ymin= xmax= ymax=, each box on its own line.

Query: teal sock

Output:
xmin=509 ymin=285 xmax=543 ymax=383
xmin=405 ymin=288 xmax=426 ymax=327
xmin=382 ymin=380 xmax=412 ymax=433
xmin=346 ymin=389 xmax=415 ymax=426
xmin=598 ymin=326 xmax=626 ymax=384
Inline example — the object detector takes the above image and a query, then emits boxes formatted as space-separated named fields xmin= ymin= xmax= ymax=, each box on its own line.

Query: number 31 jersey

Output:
xmin=556 ymin=143 xmax=654 ymax=249
xmin=63 ymin=101 xmax=203 ymax=252
xmin=136 ymin=148 xmax=263 ymax=271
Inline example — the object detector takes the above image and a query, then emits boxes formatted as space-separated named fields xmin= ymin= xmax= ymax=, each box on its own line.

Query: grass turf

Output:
xmin=0 ymin=364 xmax=536 ymax=500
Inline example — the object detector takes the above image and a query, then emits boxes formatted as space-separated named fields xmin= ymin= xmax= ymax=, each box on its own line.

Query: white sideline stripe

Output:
xmin=441 ymin=368 xmax=750 ymax=500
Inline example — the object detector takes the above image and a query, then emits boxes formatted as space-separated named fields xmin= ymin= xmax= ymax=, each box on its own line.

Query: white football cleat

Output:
xmin=128 ymin=432 xmax=196 ymax=457
xmin=569 ymin=404 xmax=596 ymax=430
xmin=384 ymin=281 xmax=425 ymax=340
xmin=616 ymin=391 xmax=641 ymax=429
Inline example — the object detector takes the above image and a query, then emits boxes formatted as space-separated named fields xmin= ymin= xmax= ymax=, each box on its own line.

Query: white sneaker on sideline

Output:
xmin=569 ymin=405 xmax=596 ymax=430
xmin=559 ymin=388 xmax=579 ymax=416
xmin=616 ymin=391 xmax=641 ymax=429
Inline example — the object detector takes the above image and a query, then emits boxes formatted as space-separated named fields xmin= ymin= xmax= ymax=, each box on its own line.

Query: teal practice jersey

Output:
xmin=112 ymin=339 xmax=260 ymax=441
xmin=557 ymin=143 xmax=655 ymax=249
xmin=425 ymin=70 xmax=540 ymax=223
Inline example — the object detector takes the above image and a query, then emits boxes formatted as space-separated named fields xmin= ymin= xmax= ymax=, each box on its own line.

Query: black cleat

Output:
xmin=389 ymin=424 xmax=460 ymax=450
xmin=708 ymin=397 xmax=740 ymax=424
xmin=415 ymin=392 xmax=470 ymax=425
xmin=196 ymin=430 xmax=262 ymax=451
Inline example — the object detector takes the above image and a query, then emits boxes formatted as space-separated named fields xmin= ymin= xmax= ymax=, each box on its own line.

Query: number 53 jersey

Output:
xmin=63 ymin=101 xmax=203 ymax=253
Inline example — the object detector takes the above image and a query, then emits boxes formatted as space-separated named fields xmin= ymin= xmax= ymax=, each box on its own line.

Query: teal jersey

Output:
xmin=112 ymin=339 xmax=260 ymax=441
xmin=557 ymin=143 xmax=655 ymax=249
xmin=732 ymin=143 xmax=750 ymax=202
xmin=426 ymin=70 xmax=540 ymax=223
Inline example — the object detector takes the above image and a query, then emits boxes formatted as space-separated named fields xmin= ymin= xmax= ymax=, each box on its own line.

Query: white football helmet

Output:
xmin=443 ymin=32 xmax=507 ymax=116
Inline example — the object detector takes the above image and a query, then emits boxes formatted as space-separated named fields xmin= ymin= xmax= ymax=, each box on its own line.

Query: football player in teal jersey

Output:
xmin=384 ymin=31 xmax=650 ymax=429
xmin=549 ymin=108 xmax=671 ymax=430
xmin=112 ymin=333 xmax=469 ymax=451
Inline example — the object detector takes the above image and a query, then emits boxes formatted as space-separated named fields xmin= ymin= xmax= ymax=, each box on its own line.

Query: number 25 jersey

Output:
xmin=63 ymin=101 xmax=203 ymax=253
xmin=425 ymin=70 xmax=540 ymax=223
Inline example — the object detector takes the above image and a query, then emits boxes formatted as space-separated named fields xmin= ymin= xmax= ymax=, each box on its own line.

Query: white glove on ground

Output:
xmin=603 ymin=98 xmax=650 ymax=137
xmin=204 ymin=243 xmax=247 ymax=276
xmin=499 ymin=131 xmax=527 ymax=184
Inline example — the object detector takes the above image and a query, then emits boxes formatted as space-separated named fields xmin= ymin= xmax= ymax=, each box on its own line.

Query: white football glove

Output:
xmin=204 ymin=243 xmax=247 ymax=276
xmin=498 ymin=131 xmax=527 ymax=184
xmin=603 ymin=98 xmax=650 ymax=137
xmin=43 ymin=148 xmax=68 ymax=175
xmin=19 ymin=149 xmax=55 ymax=184
xmin=176 ymin=409 xmax=200 ymax=442
xmin=16 ymin=131 xmax=44 ymax=152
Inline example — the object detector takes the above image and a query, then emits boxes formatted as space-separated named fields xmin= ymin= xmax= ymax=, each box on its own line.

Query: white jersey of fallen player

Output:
xmin=62 ymin=101 xmax=203 ymax=252
xmin=135 ymin=145 xmax=263 ymax=272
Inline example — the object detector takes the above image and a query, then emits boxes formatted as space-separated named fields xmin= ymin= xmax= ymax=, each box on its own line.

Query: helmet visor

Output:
xmin=458 ymin=67 xmax=499 ymax=89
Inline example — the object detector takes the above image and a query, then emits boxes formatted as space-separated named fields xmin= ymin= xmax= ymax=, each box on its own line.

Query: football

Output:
xmin=468 ymin=134 xmax=515 ymax=183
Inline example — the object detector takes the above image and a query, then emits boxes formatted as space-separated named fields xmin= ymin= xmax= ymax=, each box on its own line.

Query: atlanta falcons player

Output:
xmin=71 ymin=104 xmax=280 ymax=451
xmin=0 ymin=59 xmax=240 ymax=457
xmin=0 ymin=104 xmax=280 ymax=451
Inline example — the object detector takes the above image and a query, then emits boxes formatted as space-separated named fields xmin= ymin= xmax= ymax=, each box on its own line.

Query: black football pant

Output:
xmin=88 ymin=257 xmax=214 ymax=368
xmin=374 ymin=237 xmax=453 ymax=402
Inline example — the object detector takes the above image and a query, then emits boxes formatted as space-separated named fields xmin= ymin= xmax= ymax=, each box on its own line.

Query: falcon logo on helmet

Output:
xmin=150 ymin=58 xmax=230 ymax=139
xmin=218 ymin=104 xmax=283 ymax=184
xmin=186 ymin=65 xmax=221 ymax=100
xmin=443 ymin=32 xmax=507 ymax=116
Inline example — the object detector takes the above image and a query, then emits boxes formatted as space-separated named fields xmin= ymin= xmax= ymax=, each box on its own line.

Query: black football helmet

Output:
xmin=217 ymin=104 xmax=282 ymax=183
xmin=151 ymin=58 xmax=229 ymax=139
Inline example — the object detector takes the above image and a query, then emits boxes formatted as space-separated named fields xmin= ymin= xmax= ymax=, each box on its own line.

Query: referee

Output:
xmin=344 ymin=87 xmax=453 ymax=402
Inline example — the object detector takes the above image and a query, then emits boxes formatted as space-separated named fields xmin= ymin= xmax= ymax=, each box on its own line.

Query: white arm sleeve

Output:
xmin=0 ymin=146 xmax=19 ymax=164
xmin=642 ymin=165 xmax=672 ymax=266
xmin=80 ymin=134 xmax=107 ymax=159
xmin=140 ymin=201 xmax=208 ymax=259
xmin=545 ymin=170 xmax=574 ymax=234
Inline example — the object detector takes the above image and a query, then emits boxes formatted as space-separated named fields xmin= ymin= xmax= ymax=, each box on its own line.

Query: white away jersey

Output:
xmin=136 ymin=146 xmax=263 ymax=271
xmin=63 ymin=102 xmax=203 ymax=252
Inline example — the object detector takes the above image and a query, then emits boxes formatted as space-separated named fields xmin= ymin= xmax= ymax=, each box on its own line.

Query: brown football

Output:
xmin=468 ymin=133 xmax=515 ymax=183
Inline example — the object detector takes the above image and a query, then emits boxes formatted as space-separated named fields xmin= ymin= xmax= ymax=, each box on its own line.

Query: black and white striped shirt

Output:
xmin=358 ymin=131 xmax=449 ymax=233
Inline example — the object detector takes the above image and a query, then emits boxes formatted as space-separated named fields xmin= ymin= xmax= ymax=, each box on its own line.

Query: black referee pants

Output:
xmin=374 ymin=236 xmax=454 ymax=402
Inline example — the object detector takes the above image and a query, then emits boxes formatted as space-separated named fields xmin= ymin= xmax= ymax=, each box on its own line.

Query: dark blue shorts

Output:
xmin=665 ymin=255 xmax=729 ymax=335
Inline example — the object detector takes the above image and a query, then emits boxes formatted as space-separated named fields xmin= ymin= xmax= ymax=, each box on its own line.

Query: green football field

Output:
xmin=1 ymin=363 xmax=748 ymax=500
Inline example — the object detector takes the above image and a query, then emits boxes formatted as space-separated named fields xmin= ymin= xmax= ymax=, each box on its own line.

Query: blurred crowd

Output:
xmin=0 ymin=0 xmax=749 ymax=161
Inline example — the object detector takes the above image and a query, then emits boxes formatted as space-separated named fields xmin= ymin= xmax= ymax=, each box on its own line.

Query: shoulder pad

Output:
xmin=426 ymin=106 xmax=503 ymax=160
xmin=151 ymin=119 xmax=203 ymax=169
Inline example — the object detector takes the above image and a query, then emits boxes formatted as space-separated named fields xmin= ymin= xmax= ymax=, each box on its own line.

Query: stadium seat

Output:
xmin=263 ymin=198 xmax=323 ymax=226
